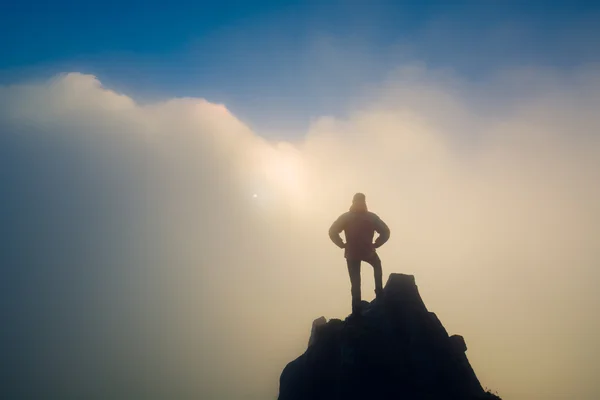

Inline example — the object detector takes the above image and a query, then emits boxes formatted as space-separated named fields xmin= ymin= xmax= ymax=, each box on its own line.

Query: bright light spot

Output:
xmin=263 ymin=143 xmax=306 ymax=199
xmin=245 ymin=142 xmax=310 ymax=214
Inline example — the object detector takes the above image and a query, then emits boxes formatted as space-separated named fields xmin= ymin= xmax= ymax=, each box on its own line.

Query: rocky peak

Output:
xmin=278 ymin=273 xmax=501 ymax=400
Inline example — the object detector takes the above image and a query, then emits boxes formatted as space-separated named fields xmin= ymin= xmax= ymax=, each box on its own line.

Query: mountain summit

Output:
xmin=278 ymin=273 xmax=501 ymax=400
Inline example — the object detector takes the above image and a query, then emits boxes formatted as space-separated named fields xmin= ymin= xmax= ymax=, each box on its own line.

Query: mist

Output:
xmin=1 ymin=64 xmax=599 ymax=399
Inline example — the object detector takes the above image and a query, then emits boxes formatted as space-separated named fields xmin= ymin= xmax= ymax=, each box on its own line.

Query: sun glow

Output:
xmin=257 ymin=142 xmax=309 ymax=209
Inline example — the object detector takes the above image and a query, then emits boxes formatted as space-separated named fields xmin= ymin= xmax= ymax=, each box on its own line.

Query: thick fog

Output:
xmin=1 ymin=66 xmax=599 ymax=399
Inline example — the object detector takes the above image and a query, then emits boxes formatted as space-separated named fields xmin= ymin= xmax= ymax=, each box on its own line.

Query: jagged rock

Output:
xmin=278 ymin=273 xmax=501 ymax=400
xmin=450 ymin=334 xmax=468 ymax=353
xmin=308 ymin=316 xmax=327 ymax=347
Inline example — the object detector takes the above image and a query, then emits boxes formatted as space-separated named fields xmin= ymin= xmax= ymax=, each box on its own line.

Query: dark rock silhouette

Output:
xmin=278 ymin=274 xmax=501 ymax=400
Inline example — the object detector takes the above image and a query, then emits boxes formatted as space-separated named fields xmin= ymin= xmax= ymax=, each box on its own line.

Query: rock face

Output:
xmin=278 ymin=274 xmax=501 ymax=400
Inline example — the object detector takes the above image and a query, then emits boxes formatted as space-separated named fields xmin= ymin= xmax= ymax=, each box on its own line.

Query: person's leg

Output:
xmin=365 ymin=253 xmax=384 ymax=299
xmin=346 ymin=258 xmax=362 ymax=314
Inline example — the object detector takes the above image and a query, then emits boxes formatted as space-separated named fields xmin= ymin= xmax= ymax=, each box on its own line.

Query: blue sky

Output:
xmin=3 ymin=0 xmax=600 ymax=133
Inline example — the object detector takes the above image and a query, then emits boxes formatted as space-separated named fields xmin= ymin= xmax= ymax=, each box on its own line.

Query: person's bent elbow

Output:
xmin=375 ymin=229 xmax=390 ymax=248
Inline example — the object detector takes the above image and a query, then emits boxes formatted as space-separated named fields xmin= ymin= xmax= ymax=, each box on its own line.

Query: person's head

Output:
xmin=350 ymin=192 xmax=368 ymax=212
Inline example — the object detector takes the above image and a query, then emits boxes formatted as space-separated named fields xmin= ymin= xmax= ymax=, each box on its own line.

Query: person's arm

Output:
xmin=328 ymin=214 xmax=346 ymax=249
xmin=373 ymin=214 xmax=390 ymax=248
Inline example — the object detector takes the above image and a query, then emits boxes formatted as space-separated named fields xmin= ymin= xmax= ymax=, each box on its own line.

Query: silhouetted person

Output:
xmin=329 ymin=193 xmax=390 ymax=315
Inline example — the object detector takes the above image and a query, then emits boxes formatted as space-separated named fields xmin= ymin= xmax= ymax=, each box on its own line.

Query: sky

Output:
xmin=1 ymin=1 xmax=600 ymax=400
xmin=3 ymin=0 xmax=600 ymax=133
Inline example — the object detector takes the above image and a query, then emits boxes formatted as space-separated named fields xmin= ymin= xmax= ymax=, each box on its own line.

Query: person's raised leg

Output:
xmin=346 ymin=258 xmax=362 ymax=314
xmin=365 ymin=253 xmax=384 ymax=300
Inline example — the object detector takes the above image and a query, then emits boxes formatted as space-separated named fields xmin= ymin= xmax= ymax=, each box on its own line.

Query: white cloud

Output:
xmin=1 ymin=66 xmax=599 ymax=399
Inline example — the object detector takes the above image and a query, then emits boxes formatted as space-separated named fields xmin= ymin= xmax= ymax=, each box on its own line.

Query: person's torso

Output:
xmin=343 ymin=211 xmax=377 ymax=259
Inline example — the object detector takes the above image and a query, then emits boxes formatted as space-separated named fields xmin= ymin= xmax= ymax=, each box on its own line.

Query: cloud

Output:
xmin=1 ymin=67 xmax=599 ymax=399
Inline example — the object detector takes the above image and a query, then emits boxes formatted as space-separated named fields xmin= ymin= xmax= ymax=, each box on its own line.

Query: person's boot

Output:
xmin=351 ymin=299 xmax=363 ymax=317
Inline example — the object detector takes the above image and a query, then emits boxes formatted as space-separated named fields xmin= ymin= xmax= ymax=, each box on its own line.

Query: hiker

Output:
xmin=329 ymin=193 xmax=391 ymax=315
